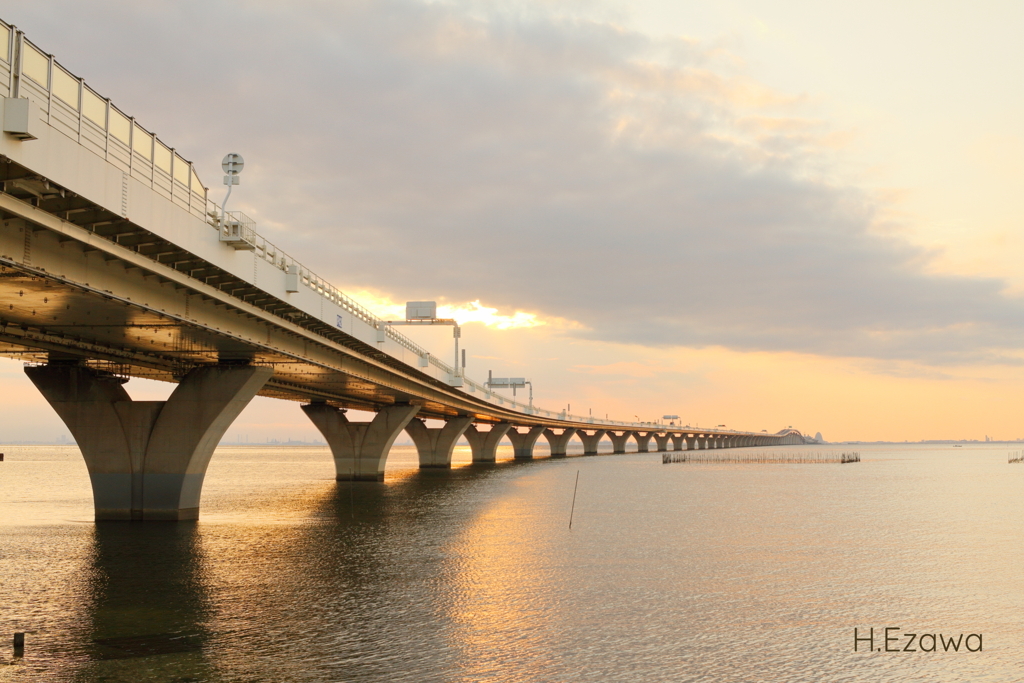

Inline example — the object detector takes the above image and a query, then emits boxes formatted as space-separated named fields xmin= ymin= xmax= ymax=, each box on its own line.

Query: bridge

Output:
xmin=0 ymin=20 xmax=806 ymax=520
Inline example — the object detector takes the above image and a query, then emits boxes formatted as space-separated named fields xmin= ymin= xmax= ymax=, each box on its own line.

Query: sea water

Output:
xmin=1 ymin=443 xmax=1022 ymax=682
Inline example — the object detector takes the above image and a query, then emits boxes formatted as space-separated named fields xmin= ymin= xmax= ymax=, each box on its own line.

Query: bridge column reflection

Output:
xmin=73 ymin=524 xmax=214 ymax=678
xmin=301 ymin=402 xmax=420 ymax=481
xmin=26 ymin=362 xmax=272 ymax=521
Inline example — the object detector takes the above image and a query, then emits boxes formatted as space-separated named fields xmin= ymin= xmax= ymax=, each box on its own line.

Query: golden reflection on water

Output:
xmin=440 ymin=468 xmax=573 ymax=683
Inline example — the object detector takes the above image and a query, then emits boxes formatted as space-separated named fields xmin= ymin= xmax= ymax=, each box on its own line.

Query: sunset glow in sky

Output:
xmin=3 ymin=1 xmax=1023 ymax=442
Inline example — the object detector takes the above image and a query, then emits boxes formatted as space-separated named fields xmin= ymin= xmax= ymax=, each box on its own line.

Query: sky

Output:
xmin=2 ymin=0 xmax=1023 ymax=442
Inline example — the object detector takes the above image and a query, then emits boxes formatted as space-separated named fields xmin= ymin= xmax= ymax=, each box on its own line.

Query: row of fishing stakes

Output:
xmin=662 ymin=451 xmax=861 ymax=464
xmin=1009 ymin=452 xmax=1024 ymax=464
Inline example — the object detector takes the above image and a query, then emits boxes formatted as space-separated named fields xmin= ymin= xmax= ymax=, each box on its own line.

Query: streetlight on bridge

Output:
xmin=381 ymin=301 xmax=464 ymax=386
xmin=221 ymin=153 xmax=244 ymax=226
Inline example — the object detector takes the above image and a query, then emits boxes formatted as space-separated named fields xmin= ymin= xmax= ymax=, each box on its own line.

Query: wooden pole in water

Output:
xmin=569 ymin=470 xmax=579 ymax=529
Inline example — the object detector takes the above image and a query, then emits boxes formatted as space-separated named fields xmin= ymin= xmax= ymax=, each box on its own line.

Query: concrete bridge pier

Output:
xmin=507 ymin=425 xmax=546 ymax=460
xmin=301 ymin=402 xmax=420 ymax=481
xmin=543 ymin=428 xmax=577 ymax=458
xmin=685 ymin=436 xmax=698 ymax=450
xmin=463 ymin=423 xmax=512 ymax=463
xmin=405 ymin=416 xmax=473 ymax=469
xmin=670 ymin=434 xmax=685 ymax=451
xmin=27 ymin=363 xmax=273 ymax=521
xmin=635 ymin=432 xmax=655 ymax=453
xmin=653 ymin=434 xmax=671 ymax=452
xmin=577 ymin=429 xmax=606 ymax=455
xmin=608 ymin=431 xmax=632 ymax=454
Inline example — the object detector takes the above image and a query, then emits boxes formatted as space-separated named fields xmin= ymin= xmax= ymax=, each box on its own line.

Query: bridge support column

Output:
xmin=635 ymin=432 xmax=654 ymax=453
xmin=302 ymin=402 xmax=420 ymax=481
xmin=608 ymin=431 xmax=631 ymax=454
xmin=686 ymin=436 xmax=699 ymax=450
xmin=543 ymin=428 xmax=577 ymax=458
xmin=406 ymin=416 xmax=473 ymax=468
xmin=653 ymin=434 xmax=671 ymax=452
xmin=27 ymin=363 xmax=273 ymax=521
xmin=507 ymin=425 xmax=546 ymax=460
xmin=463 ymin=423 xmax=512 ymax=463
xmin=577 ymin=429 xmax=606 ymax=455
xmin=670 ymin=434 xmax=685 ymax=451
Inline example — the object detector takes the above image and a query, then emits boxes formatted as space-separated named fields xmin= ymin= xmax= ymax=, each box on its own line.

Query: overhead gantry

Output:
xmin=0 ymin=20 xmax=808 ymax=520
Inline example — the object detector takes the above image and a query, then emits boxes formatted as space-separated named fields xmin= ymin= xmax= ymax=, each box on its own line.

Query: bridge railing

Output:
xmin=204 ymin=202 xmax=429 ymax=358
xmin=0 ymin=22 xmax=210 ymax=222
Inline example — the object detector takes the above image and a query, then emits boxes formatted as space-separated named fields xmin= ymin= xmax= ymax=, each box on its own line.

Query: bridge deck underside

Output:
xmin=0 ymin=264 xmax=454 ymax=415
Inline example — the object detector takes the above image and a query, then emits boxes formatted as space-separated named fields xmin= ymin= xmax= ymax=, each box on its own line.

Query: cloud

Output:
xmin=11 ymin=0 xmax=1024 ymax=366
xmin=570 ymin=361 xmax=664 ymax=379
